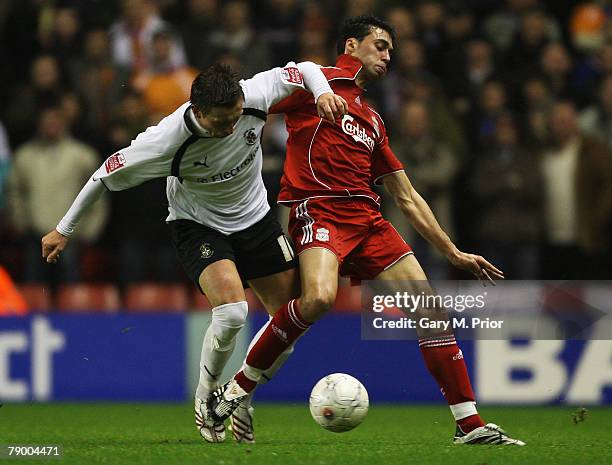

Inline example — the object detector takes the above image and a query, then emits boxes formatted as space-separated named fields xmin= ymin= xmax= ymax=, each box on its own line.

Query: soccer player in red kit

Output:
xmin=205 ymin=15 xmax=525 ymax=446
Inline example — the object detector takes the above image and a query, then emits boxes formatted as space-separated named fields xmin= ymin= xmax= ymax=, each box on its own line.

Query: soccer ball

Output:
xmin=309 ymin=373 xmax=369 ymax=432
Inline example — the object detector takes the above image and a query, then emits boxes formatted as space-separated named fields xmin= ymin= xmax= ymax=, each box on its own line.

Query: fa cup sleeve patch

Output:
xmin=281 ymin=67 xmax=304 ymax=85
xmin=105 ymin=152 xmax=126 ymax=174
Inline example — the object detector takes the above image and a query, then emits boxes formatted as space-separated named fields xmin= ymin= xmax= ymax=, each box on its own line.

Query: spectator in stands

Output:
xmin=109 ymin=0 xmax=187 ymax=73
xmin=483 ymin=0 xmax=560 ymax=52
xmin=68 ymin=29 xmax=130 ymax=134
xmin=344 ymin=0 xmax=380 ymax=19
xmin=180 ymin=0 xmax=218 ymax=70
xmin=5 ymin=55 xmax=64 ymax=147
xmin=6 ymin=106 xmax=108 ymax=285
xmin=300 ymin=0 xmax=331 ymax=38
xmin=580 ymin=75 xmax=612 ymax=149
xmin=381 ymin=38 xmax=429 ymax=119
xmin=469 ymin=80 xmax=509 ymax=151
xmin=447 ymin=39 xmax=498 ymax=117
xmin=132 ymin=29 xmax=198 ymax=120
xmin=297 ymin=27 xmax=332 ymax=66
xmin=570 ymin=2 xmax=607 ymax=54
xmin=471 ymin=113 xmax=543 ymax=279
xmin=208 ymin=0 xmax=272 ymax=77
xmin=60 ymin=91 xmax=105 ymax=153
xmin=415 ymin=0 xmax=446 ymax=75
xmin=440 ymin=2 xmax=476 ymax=88
xmin=44 ymin=7 xmax=83 ymax=72
xmin=504 ymin=8 xmax=559 ymax=76
xmin=539 ymin=42 xmax=576 ymax=100
xmin=385 ymin=6 xmax=416 ymax=43
xmin=107 ymin=89 xmax=151 ymax=150
xmin=573 ymin=39 xmax=612 ymax=106
xmin=521 ymin=75 xmax=554 ymax=147
xmin=382 ymin=100 xmax=459 ymax=279
xmin=540 ymin=102 xmax=612 ymax=279
xmin=257 ymin=0 xmax=303 ymax=65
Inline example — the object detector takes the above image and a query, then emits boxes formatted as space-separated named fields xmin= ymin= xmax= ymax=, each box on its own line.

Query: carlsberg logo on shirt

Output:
xmin=341 ymin=115 xmax=375 ymax=151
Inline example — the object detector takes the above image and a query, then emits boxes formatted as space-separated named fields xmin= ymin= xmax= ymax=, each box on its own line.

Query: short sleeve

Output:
xmin=371 ymin=136 xmax=404 ymax=185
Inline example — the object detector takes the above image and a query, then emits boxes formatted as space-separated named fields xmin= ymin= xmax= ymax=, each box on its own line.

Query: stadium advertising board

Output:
xmin=0 ymin=315 xmax=185 ymax=401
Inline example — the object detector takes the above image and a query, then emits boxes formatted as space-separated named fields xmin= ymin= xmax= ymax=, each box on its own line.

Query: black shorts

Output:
xmin=168 ymin=210 xmax=297 ymax=292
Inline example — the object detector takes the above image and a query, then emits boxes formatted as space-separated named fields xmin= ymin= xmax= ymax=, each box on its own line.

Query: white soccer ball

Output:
xmin=309 ymin=373 xmax=369 ymax=432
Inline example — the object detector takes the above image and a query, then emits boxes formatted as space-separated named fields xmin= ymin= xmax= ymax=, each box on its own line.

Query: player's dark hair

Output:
xmin=337 ymin=15 xmax=396 ymax=54
xmin=190 ymin=63 xmax=243 ymax=113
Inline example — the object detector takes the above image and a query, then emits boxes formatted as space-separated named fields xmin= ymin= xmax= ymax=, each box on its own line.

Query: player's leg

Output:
xmin=375 ymin=254 xmax=484 ymax=428
xmin=233 ymin=204 xmax=342 ymax=390
xmin=234 ymin=247 xmax=339 ymax=393
xmin=196 ymin=259 xmax=248 ymax=398
xmin=247 ymin=267 xmax=301 ymax=386
xmin=375 ymin=253 xmax=524 ymax=444
xmin=168 ymin=219 xmax=248 ymax=443
xmin=203 ymin=200 xmax=359 ymax=427
xmin=223 ymin=268 xmax=300 ymax=443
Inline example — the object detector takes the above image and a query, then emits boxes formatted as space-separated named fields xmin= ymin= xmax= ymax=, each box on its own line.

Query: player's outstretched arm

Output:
xmin=42 ymin=176 xmax=106 ymax=264
xmin=382 ymin=171 xmax=504 ymax=284
xmin=249 ymin=61 xmax=347 ymax=122
xmin=42 ymin=230 xmax=69 ymax=264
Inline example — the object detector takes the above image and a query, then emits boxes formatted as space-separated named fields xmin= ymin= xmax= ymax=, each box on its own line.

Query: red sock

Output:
xmin=235 ymin=299 xmax=310 ymax=392
xmin=419 ymin=335 xmax=484 ymax=432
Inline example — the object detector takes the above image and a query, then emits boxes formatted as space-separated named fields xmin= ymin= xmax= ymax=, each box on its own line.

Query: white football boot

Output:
xmin=203 ymin=379 xmax=249 ymax=427
xmin=453 ymin=423 xmax=526 ymax=446
xmin=229 ymin=402 xmax=255 ymax=444
xmin=194 ymin=397 xmax=226 ymax=443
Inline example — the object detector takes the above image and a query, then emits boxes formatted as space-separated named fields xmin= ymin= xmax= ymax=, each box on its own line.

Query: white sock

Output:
xmin=195 ymin=301 xmax=248 ymax=399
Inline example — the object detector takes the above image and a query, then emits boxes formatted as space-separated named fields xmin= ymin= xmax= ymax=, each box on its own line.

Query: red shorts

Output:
xmin=288 ymin=198 xmax=413 ymax=280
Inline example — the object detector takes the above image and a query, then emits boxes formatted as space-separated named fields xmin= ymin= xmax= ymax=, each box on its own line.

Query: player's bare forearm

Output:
xmin=382 ymin=172 xmax=504 ymax=283
xmin=383 ymin=172 xmax=456 ymax=257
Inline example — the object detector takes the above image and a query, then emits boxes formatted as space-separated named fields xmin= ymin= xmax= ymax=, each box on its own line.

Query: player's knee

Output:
xmin=211 ymin=301 xmax=248 ymax=347
xmin=300 ymin=292 xmax=334 ymax=320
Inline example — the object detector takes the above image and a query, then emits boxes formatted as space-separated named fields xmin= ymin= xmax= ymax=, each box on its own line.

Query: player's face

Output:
xmin=347 ymin=28 xmax=393 ymax=83
xmin=197 ymin=98 xmax=244 ymax=137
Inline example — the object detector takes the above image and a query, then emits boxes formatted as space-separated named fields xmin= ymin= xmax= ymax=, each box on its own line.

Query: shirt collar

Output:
xmin=334 ymin=54 xmax=363 ymax=78
xmin=184 ymin=105 xmax=212 ymax=137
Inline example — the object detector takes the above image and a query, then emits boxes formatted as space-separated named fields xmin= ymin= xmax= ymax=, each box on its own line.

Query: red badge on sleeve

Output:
xmin=105 ymin=152 xmax=126 ymax=174
xmin=281 ymin=67 xmax=303 ymax=85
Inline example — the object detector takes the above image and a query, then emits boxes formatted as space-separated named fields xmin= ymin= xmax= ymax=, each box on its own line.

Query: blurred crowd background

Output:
xmin=1 ymin=0 xmax=612 ymax=295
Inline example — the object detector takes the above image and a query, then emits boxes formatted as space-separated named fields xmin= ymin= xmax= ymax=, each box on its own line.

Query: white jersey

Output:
xmin=85 ymin=62 xmax=330 ymax=235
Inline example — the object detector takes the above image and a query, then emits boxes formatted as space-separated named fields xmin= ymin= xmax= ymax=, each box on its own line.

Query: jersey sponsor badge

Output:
xmin=243 ymin=128 xmax=257 ymax=145
xmin=105 ymin=152 xmax=126 ymax=174
xmin=315 ymin=227 xmax=330 ymax=242
xmin=281 ymin=67 xmax=303 ymax=85
xmin=341 ymin=115 xmax=375 ymax=151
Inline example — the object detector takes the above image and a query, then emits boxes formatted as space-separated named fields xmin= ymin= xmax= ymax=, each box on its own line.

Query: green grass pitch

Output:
xmin=1 ymin=403 xmax=610 ymax=464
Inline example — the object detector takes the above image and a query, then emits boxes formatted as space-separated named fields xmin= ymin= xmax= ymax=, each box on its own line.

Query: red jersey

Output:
xmin=270 ymin=54 xmax=404 ymax=206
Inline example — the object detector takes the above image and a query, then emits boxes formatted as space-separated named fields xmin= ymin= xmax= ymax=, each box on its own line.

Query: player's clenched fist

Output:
xmin=316 ymin=92 xmax=349 ymax=122
xmin=41 ymin=230 xmax=69 ymax=263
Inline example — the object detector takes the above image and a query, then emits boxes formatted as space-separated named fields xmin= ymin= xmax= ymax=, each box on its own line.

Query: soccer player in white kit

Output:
xmin=41 ymin=62 xmax=348 ymax=444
